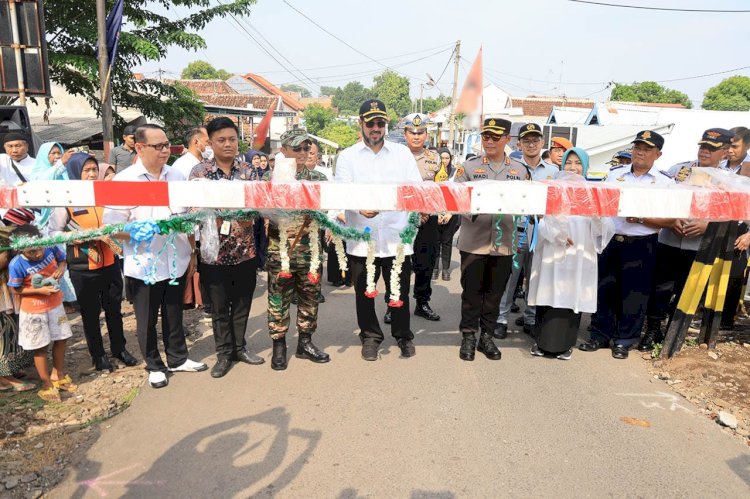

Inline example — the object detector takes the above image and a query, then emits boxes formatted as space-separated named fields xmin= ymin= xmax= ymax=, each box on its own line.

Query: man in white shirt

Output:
xmin=1 ymin=131 xmax=36 ymax=183
xmin=104 ymin=124 xmax=207 ymax=388
xmin=335 ymin=99 xmax=423 ymax=361
xmin=172 ymin=126 xmax=209 ymax=179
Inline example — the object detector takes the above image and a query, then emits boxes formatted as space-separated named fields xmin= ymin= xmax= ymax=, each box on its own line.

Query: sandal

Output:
xmin=52 ymin=374 xmax=78 ymax=393
xmin=9 ymin=380 xmax=36 ymax=392
xmin=38 ymin=386 xmax=61 ymax=402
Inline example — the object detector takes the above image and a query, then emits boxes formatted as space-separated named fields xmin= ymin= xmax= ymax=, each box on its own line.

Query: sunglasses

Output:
xmin=365 ymin=120 xmax=387 ymax=129
xmin=292 ymin=144 xmax=311 ymax=152
xmin=142 ymin=142 xmax=171 ymax=151
xmin=481 ymin=133 xmax=503 ymax=142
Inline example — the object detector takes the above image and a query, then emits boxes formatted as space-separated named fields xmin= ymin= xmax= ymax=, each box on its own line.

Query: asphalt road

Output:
xmin=52 ymin=263 xmax=750 ymax=498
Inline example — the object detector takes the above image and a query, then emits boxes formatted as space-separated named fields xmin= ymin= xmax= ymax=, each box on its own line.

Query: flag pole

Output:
xmin=96 ymin=0 xmax=114 ymax=159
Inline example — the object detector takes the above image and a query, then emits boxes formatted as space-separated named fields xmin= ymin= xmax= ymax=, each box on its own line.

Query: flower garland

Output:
xmin=277 ymin=219 xmax=292 ymax=279
xmin=386 ymin=212 xmax=421 ymax=307
xmin=307 ymin=220 xmax=321 ymax=284
xmin=364 ymin=234 xmax=378 ymax=298
xmin=333 ymin=235 xmax=348 ymax=275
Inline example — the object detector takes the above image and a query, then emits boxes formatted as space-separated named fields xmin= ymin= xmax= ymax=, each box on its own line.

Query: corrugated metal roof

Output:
xmin=30 ymin=111 xmax=142 ymax=145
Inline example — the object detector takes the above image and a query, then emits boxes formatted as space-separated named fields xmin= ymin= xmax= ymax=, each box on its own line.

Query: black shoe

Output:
xmin=397 ymin=339 xmax=416 ymax=358
xmin=441 ymin=270 xmax=450 ymax=281
xmin=638 ymin=318 xmax=663 ymax=352
xmin=383 ymin=310 xmax=392 ymax=324
xmin=295 ymin=333 xmax=330 ymax=363
xmin=211 ymin=358 xmax=232 ymax=378
xmin=331 ymin=280 xmax=345 ymax=287
xmin=477 ymin=333 xmax=502 ymax=360
xmin=514 ymin=317 xmax=525 ymax=327
xmin=291 ymin=295 xmax=298 ymax=305
xmin=493 ymin=323 xmax=508 ymax=340
xmin=271 ymin=339 xmax=287 ymax=370
xmin=362 ymin=341 xmax=379 ymax=361
xmin=113 ymin=349 xmax=138 ymax=367
xmin=431 ymin=267 xmax=439 ymax=280
xmin=234 ymin=349 xmax=265 ymax=365
xmin=318 ymin=293 xmax=326 ymax=303
xmin=459 ymin=335 xmax=476 ymax=361
xmin=93 ymin=355 xmax=115 ymax=372
xmin=510 ymin=303 xmax=520 ymax=313
xmin=578 ymin=338 xmax=609 ymax=352
xmin=414 ymin=301 xmax=440 ymax=321
xmin=612 ymin=344 xmax=629 ymax=359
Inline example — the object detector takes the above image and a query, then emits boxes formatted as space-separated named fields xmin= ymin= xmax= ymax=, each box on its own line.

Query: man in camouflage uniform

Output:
xmin=455 ymin=118 xmax=530 ymax=361
xmin=263 ymin=129 xmax=330 ymax=370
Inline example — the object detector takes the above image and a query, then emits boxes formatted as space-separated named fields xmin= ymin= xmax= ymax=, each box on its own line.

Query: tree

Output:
xmin=611 ymin=81 xmax=692 ymax=108
xmin=702 ymin=76 xmax=750 ymax=111
xmin=373 ymin=70 xmax=411 ymax=119
xmin=280 ymin=84 xmax=311 ymax=98
xmin=44 ymin=0 xmax=254 ymax=138
xmin=419 ymin=95 xmax=451 ymax=114
xmin=319 ymin=86 xmax=338 ymax=98
xmin=303 ymin=103 xmax=335 ymax=135
xmin=319 ymin=121 xmax=360 ymax=149
xmin=181 ymin=60 xmax=232 ymax=80
xmin=331 ymin=81 xmax=375 ymax=116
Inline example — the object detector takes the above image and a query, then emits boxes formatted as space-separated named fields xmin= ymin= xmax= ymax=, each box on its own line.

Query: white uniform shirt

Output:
xmin=334 ymin=140 xmax=423 ymax=258
xmin=606 ymin=164 xmax=674 ymax=236
xmin=102 ymin=160 xmax=192 ymax=282
xmin=0 ymin=153 xmax=35 ymax=184
xmin=171 ymin=151 xmax=202 ymax=179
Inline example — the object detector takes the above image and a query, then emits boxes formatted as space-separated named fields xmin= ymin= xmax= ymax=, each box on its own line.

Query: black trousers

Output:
xmin=646 ymin=243 xmax=697 ymax=322
xmin=591 ymin=234 xmax=658 ymax=347
xmin=326 ymin=239 xmax=351 ymax=285
xmin=69 ymin=264 xmax=126 ymax=359
xmin=350 ymin=255 xmax=413 ymax=343
xmin=459 ymin=251 xmax=513 ymax=336
xmin=412 ymin=216 xmax=439 ymax=302
xmin=131 ymin=273 xmax=189 ymax=372
xmin=435 ymin=216 xmax=459 ymax=271
xmin=200 ymin=258 xmax=257 ymax=360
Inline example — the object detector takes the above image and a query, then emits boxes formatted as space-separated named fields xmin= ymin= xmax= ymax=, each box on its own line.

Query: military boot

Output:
xmin=295 ymin=333 xmax=330 ymax=363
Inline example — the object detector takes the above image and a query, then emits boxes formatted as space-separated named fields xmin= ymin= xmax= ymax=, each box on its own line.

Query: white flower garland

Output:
xmin=364 ymin=239 xmax=378 ymax=298
xmin=307 ymin=220 xmax=321 ymax=283
xmin=333 ymin=235 xmax=348 ymax=273
xmin=388 ymin=242 xmax=406 ymax=307
xmin=278 ymin=219 xmax=292 ymax=278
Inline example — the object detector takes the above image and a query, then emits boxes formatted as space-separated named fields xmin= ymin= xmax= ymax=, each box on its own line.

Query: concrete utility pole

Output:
xmin=448 ymin=40 xmax=460 ymax=151
xmin=96 ymin=0 xmax=114 ymax=157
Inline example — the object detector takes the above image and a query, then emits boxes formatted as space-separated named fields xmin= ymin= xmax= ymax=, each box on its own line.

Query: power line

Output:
xmin=281 ymin=0 xmax=432 ymax=83
xmin=654 ymin=64 xmax=750 ymax=83
xmin=567 ymin=0 xmax=750 ymax=13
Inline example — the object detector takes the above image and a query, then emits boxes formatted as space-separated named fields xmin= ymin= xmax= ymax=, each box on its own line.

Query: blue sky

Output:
xmin=138 ymin=0 xmax=750 ymax=106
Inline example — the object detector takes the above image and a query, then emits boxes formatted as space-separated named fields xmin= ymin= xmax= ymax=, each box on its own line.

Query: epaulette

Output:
xmin=609 ymin=164 xmax=628 ymax=171
xmin=659 ymin=170 xmax=672 ymax=178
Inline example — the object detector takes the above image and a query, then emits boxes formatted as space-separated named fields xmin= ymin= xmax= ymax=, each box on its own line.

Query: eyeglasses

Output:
xmin=141 ymin=142 xmax=171 ymax=151
xmin=292 ymin=144 xmax=311 ymax=152
xmin=520 ymin=137 xmax=542 ymax=145
xmin=481 ymin=133 xmax=503 ymax=142
xmin=365 ymin=120 xmax=387 ymax=129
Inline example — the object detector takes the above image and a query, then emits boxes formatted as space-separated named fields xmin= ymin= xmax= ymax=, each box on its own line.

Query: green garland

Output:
xmin=399 ymin=212 xmax=420 ymax=244
xmin=303 ymin=210 xmax=372 ymax=241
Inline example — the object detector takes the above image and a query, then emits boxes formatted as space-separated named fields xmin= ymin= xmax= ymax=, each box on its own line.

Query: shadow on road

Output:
xmin=727 ymin=454 xmax=750 ymax=488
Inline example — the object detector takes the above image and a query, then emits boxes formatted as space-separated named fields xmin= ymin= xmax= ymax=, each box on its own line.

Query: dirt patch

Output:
xmin=0 ymin=304 xmax=211 ymax=498
xmin=645 ymin=324 xmax=750 ymax=445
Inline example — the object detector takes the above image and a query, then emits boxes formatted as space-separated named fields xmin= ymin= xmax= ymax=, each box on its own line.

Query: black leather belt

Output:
xmin=613 ymin=234 xmax=656 ymax=243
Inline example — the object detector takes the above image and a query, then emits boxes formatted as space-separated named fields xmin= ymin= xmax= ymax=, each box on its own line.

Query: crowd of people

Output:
xmin=1 ymin=98 xmax=749 ymax=400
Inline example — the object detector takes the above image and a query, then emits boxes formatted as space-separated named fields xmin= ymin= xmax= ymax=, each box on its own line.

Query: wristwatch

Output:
xmin=638 ymin=218 xmax=645 ymax=224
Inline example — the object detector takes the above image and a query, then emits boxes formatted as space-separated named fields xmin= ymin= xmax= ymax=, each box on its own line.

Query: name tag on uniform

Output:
xmin=473 ymin=174 xmax=488 ymax=179
xmin=220 ymin=220 xmax=231 ymax=235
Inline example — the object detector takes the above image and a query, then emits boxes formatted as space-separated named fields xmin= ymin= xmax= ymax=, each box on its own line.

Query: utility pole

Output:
xmin=96 ymin=0 xmax=114 ymax=158
xmin=448 ymin=40 xmax=461 ymax=151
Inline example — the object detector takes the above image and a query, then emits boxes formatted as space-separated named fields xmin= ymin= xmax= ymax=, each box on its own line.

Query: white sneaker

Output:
xmin=169 ymin=359 xmax=208 ymax=373
xmin=148 ymin=371 xmax=168 ymax=388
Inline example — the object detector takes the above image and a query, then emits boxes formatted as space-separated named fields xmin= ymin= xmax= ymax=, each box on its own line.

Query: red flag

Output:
xmin=253 ymin=101 xmax=276 ymax=150
xmin=455 ymin=47 xmax=482 ymax=114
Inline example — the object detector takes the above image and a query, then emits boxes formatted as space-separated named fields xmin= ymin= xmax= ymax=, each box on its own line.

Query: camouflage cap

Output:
xmin=280 ymin=128 xmax=310 ymax=147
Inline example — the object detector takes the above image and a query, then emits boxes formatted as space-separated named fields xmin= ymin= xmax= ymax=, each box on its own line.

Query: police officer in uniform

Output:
xmin=403 ymin=113 xmax=441 ymax=322
xmin=581 ymin=130 xmax=675 ymax=359
xmin=455 ymin=118 xmax=530 ymax=361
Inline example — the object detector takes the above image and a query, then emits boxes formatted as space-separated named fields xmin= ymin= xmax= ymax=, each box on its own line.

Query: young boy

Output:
xmin=8 ymin=225 xmax=75 ymax=402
